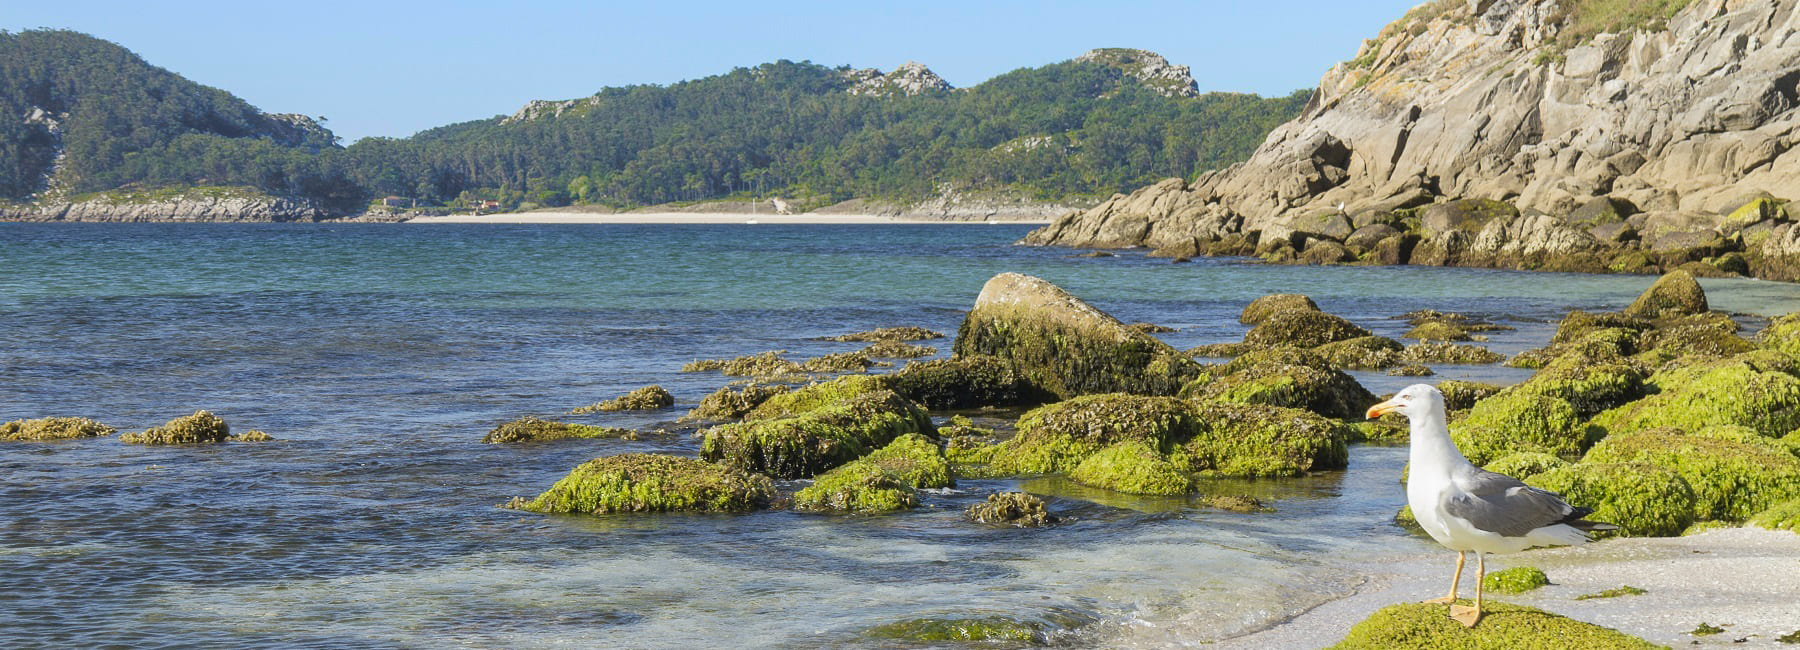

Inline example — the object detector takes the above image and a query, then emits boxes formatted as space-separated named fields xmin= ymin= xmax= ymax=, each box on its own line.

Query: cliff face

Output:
xmin=1025 ymin=0 xmax=1800 ymax=279
xmin=0 ymin=188 xmax=329 ymax=222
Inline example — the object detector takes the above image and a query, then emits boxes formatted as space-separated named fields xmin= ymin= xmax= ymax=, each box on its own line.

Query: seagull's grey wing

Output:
xmin=1442 ymin=466 xmax=1579 ymax=537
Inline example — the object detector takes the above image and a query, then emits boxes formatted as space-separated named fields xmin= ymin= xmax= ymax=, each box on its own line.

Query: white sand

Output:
xmin=1212 ymin=527 xmax=1800 ymax=648
xmin=404 ymin=211 xmax=1050 ymax=225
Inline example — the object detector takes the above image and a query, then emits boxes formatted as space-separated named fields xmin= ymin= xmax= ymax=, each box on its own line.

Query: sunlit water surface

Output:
xmin=3 ymin=223 xmax=1796 ymax=647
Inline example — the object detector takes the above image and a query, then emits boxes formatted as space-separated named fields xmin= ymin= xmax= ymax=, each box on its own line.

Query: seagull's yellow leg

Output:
xmin=1421 ymin=551 xmax=1464 ymax=604
xmin=1450 ymin=553 xmax=1485 ymax=627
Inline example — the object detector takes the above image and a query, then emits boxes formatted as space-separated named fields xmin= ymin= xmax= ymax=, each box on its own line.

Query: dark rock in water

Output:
xmin=1623 ymin=269 xmax=1708 ymax=319
xmin=1243 ymin=310 xmax=1371 ymax=348
xmin=1200 ymin=494 xmax=1272 ymax=513
xmin=1181 ymin=347 xmax=1376 ymax=420
xmin=701 ymin=388 xmax=931 ymax=479
xmin=888 ymin=355 xmax=1024 ymax=409
xmin=1332 ymin=602 xmax=1661 ymax=649
xmin=684 ymin=382 xmax=790 ymax=421
xmin=120 ymin=410 xmax=230 ymax=445
xmin=1 ymin=416 xmax=115 ymax=441
xmin=572 ymin=385 xmax=674 ymax=413
xmin=799 ymin=350 xmax=880 ymax=372
xmin=1240 ymin=293 xmax=1319 ymax=325
xmin=953 ymin=273 xmax=1203 ymax=399
xmin=1127 ymin=322 xmax=1177 ymax=333
xmin=483 ymin=417 xmax=636 ymax=443
xmin=1074 ymin=250 xmax=1116 ymax=258
xmin=865 ymin=617 xmax=1042 ymax=642
xmin=965 ymin=492 xmax=1057 ymax=527
xmin=507 ymin=453 xmax=774 ymax=514
xmin=824 ymin=326 xmax=945 ymax=342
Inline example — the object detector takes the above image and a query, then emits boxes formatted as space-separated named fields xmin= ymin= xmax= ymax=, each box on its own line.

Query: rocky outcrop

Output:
xmin=1074 ymin=48 xmax=1200 ymax=98
xmin=1025 ymin=0 xmax=1800 ymax=281
xmin=1 ymin=188 xmax=331 ymax=222
xmin=845 ymin=62 xmax=952 ymax=96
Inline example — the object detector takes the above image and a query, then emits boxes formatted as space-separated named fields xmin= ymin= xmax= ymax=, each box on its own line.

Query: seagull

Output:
xmin=1366 ymin=384 xmax=1617 ymax=627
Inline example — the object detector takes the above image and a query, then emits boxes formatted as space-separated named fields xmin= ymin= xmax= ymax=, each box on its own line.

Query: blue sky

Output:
xmin=10 ymin=1 xmax=1421 ymax=142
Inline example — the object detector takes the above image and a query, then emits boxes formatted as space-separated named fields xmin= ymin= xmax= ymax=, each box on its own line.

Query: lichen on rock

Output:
xmin=1 ymin=416 xmax=115 ymax=441
xmin=120 ymin=410 xmax=230 ymax=445
xmin=509 ymin=453 xmax=774 ymax=514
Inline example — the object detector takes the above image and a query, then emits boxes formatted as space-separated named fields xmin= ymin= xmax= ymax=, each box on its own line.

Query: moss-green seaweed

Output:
xmin=1581 ymin=426 xmax=1800 ymax=522
xmin=965 ymin=491 xmax=1058 ymax=527
xmin=985 ymin=393 xmax=1199 ymax=476
xmin=1590 ymin=354 xmax=1800 ymax=438
xmin=1749 ymin=497 xmax=1800 ymax=532
xmin=1182 ymin=401 xmax=1351 ymax=477
xmin=1069 ymin=440 xmax=1193 ymax=495
xmin=119 ymin=410 xmax=230 ymax=445
xmin=1524 ymin=462 xmax=1694 ymax=537
xmin=1180 ymin=346 xmax=1376 ymax=419
xmin=684 ymin=382 xmax=791 ymax=422
xmin=792 ymin=459 xmax=919 ymax=512
xmin=888 ymin=355 xmax=1025 ymax=409
xmin=864 ymin=617 xmax=1040 ymax=642
xmin=1330 ymin=601 xmax=1661 ymax=649
xmin=954 ymin=301 xmax=1203 ymax=399
xmin=1483 ymin=452 xmax=1570 ymax=480
xmin=1243 ymin=309 xmax=1372 ymax=348
xmin=571 ymin=385 xmax=674 ymax=413
xmin=482 ymin=417 xmax=634 ymax=443
xmin=1483 ymin=566 xmax=1549 ymax=594
xmin=513 ymin=453 xmax=774 ymax=514
xmin=1575 ymin=585 xmax=1647 ymax=600
xmin=1450 ymin=389 xmax=1591 ymax=465
xmin=1 ymin=416 xmax=115 ymax=441
xmin=701 ymin=389 xmax=932 ymax=479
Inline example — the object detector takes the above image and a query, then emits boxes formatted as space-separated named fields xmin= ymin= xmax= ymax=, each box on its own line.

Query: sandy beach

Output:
xmin=1200 ymin=527 xmax=1800 ymax=648
xmin=405 ymin=211 xmax=1052 ymax=225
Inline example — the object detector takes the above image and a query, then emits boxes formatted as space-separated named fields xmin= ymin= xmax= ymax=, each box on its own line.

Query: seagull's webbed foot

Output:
xmin=1448 ymin=604 xmax=1482 ymax=628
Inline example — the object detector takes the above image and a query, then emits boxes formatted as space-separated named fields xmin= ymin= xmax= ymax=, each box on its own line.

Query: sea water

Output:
xmin=3 ymin=223 xmax=1796 ymax=648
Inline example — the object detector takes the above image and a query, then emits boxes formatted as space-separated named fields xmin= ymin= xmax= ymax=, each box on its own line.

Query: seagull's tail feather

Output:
xmin=1559 ymin=505 xmax=1621 ymax=532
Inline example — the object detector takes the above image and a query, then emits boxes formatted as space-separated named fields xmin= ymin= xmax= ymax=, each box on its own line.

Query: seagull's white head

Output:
xmin=1365 ymin=383 xmax=1445 ymax=421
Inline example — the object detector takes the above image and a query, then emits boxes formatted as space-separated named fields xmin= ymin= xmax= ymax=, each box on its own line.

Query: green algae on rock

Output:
xmin=1759 ymin=311 xmax=1800 ymax=359
xmin=1239 ymin=293 xmax=1321 ymax=325
xmin=482 ymin=417 xmax=634 ymax=443
xmin=1511 ymin=350 xmax=1649 ymax=418
xmin=1388 ymin=364 xmax=1435 ymax=376
xmin=825 ymin=326 xmax=945 ymax=342
xmin=1580 ymin=427 xmax=1800 ymax=523
xmin=1525 ymin=462 xmax=1695 ymax=537
xmin=1401 ymin=342 xmax=1506 ymax=365
xmin=1182 ymin=401 xmax=1351 ymax=478
xmin=701 ymin=389 xmax=932 ymax=479
xmin=1330 ymin=601 xmax=1661 ymax=650
xmin=120 ymin=410 xmax=230 ymax=445
xmin=1181 ymin=346 xmax=1376 ymax=420
xmin=864 ymin=617 xmax=1040 ymax=642
xmin=1314 ymin=335 xmax=1404 ymax=370
xmin=1450 ymin=389 xmax=1591 ymax=466
xmin=1575 ymin=585 xmax=1647 ymax=600
xmin=1623 ymin=269 xmax=1708 ymax=319
xmin=1482 ymin=452 xmax=1569 ymax=481
xmin=1404 ymin=320 xmax=1474 ymax=342
xmin=888 ymin=355 xmax=1025 ymax=409
xmin=965 ymin=491 xmax=1058 ymax=527
xmin=1482 ymin=566 xmax=1549 ymax=594
xmin=681 ymin=350 xmax=805 ymax=377
xmin=984 ymin=393 xmax=1198 ymax=476
xmin=571 ymin=385 xmax=675 ymax=413
xmin=800 ymin=350 xmax=881 ymax=373
xmin=1 ymin=416 xmax=115 ymax=441
xmin=1243 ymin=309 xmax=1372 ymax=348
xmin=953 ymin=273 xmax=1203 ymax=399
xmin=861 ymin=432 xmax=951 ymax=489
xmin=1438 ymin=380 xmax=1503 ymax=412
xmin=1750 ymin=497 xmax=1800 ymax=532
xmin=1200 ymin=494 xmax=1273 ymax=513
xmin=1635 ymin=313 xmax=1756 ymax=361
xmin=858 ymin=339 xmax=937 ymax=359
xmin=1187 ymin=342 xmax=1266 ymax=358
xmin=792 ymin=459 xmax=919 ymax=513
xmin=509 ymin=453 xmax=774 ymax=514
xmin=1589 ymin=353 xmax=1800 ymax=438
xmin=1069 ymin=440 xmax=1193 ymax=495
xmin=745 ymin=374 xmax=894 ymax=421
xmin=684 ymin=382 xmax=790 ymax=422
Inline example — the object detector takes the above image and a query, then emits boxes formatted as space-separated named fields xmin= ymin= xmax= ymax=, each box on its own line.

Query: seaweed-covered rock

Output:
xmin=1186 ymin=342 xmax=1266 ymax=358
xmin=953 ymin=273 xmax=1204 ymax=398
xmin=1581 ymin=426 xmax=1800 ymax=522
xmin=1201 ymin=494 xmax=1273 ymax=513
xmin=862 ymin=433 xmax=951 ymax=489
xmin=572 ymin=385 xmax=674 ymax=413
xmin=681 ymin=350 xmax=806 ymax=377
xmin=792 ymin=459 xmax=918 ymax=512
xmin=1401 ymin=342 xmax=1505 ymax=365
xmin=746 ymin=375 xmax=894 ymax=421
xmin=1127 ymin=322 xmax=1177 ymax=333
xmin=1331 ymin=602 xmax=1659 ymax=649
xmin=1622 ymin=269 xmax=1708 ymax=319
xmin=1387 ymin=364 xmax=1435 ymax=376
xmin=984 ymin=394 xmax=1198 ymax=476
xmin=888 ymin=355 xmax=1025 ymax=409
xmin=231 ymin=430 xmax=276 ymax=442
xmin=1749 ymin=497 xmax=1800 ymax=532
xmin=965 ymin=492 xmax=1057 ymax=527
xmin=1450 ymin=390 xmax=1590 ymax=466
xmin=1240 ymin=293 xmax=1320 ymax=325
xmin=482 ymin=417 xmax=634 ymax=443
xmin=1404 ymin=321 xmax=1473 ymax=342
xmin=1589 ymin=353 xmax=1800 ymax=438
xmin=865 ymin=617 xmax=1039 ymax=642
xmin=1 ymin=416 xmax=115 ymax=441
xmin=119 ymin=410 xmax=230 ymax=445
xmin=1759 ymin=311 xmax=1800 ymax=359
xmin=1511 ymin=322 xmax=1644 ymax=369
xmin=827 ymin=326 xmax=945 ymax=342
xmin=701 ymin=389 xmax=932 ymax=479
xmin=1181 ymin=347 xmax=1376 ymax=419
xmin=1243 ymin=309 xmax=1372 ymax=348
xmin=1069 ymin=440 xmax=1193 ymax=495
xmin=1181 ymin=402 xmax=1351 ymax=477
xmin=684 ymin=382 xmax=790 ymax=421
xmin=1438 ymin=380 xmax=1503 ymax=412
xmin=1525 ymin=463 xmax=1695 ymax=537
xmin=509 ymin=453 xmax=774 ymax=514
xmin=1513 ymin=351 xmax=1649 ymax=418
xmin=860 ymin=340 xmax=936 ymax=359
xmin=1483 ymin=566 xmax=1549 ymax=594
xmin=1314 ymin=336 xmax=1403 ymax=370
xmin=1482 ymin=452 xmax=1569 ymax=481
xmin=1551 ymin=311 xmax=1653 ymax=345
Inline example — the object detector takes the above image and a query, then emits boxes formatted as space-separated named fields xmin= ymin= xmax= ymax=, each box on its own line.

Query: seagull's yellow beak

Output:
xmin=1366 ymin=397 xmax=1402 ymax=420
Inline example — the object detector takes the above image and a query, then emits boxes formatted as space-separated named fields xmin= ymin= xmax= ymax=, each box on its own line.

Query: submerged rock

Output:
xmin=952 ymin=273 xmax=1203 ymax=399
xmin=800 ymin=350 xmax=880 ymax=373
xmin=684 ymin=382 xmax=790 ymax=421
xmin=571 ymin=385 xmax=674 ymax=413
xmin=825 ymin=326 xmax=945 ymax=342
xmin=701 ymin=388 xmax=932 ymax=479
xmin=1526 ymin=462 xmax=1695 ymax=537
xmin=120 ymin=410 xmax=230 ymax=445
xmin=965 ymin=492 xmax=1058 ymax=527
xmin=1239 ymin=293 xmax=1320 ymax=325
xmin=509 ymin=453 xmax=774 ymax=514
xmin=865 ymin=617 xmax=1041 ymax=643
xmin=1 ymin=416 xmax=115 ymax=441
xmin=230 ymin=430 xmax=276 ymax=442
xmin=483 ymin=417 xmax=634 ymax=443
xmin=1331 ymin=602 xmax=1659 ymax=649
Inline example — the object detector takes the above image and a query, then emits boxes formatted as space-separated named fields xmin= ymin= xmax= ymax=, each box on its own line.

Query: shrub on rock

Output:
xmin=1581 ymin=426 xmax=1800 ymax=522
xmin=1 ymin=416 xmax=114 ymax=441
xmin=120 ymin=410 xmax=230 ymax=445
xmin=510 ymin=453 xmax=774 ymax=514
xmin=1525 ymin=463 xmax=1695 ymax=537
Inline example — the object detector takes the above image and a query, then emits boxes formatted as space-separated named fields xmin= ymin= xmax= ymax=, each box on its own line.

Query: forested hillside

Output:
xmin=0 ymin=30 xmax=1309 ymax=214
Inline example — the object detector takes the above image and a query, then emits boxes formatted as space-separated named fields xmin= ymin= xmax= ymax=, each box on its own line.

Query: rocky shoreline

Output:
xmin=0 ymin=190 xmax=332 ymax=222
xmin=1023 ymin=0 xmax=1800 ymax=282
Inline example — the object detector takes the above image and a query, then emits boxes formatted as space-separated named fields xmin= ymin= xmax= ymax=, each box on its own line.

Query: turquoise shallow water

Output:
xmin=3 ymin=223 xmax=1797 ymax=648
